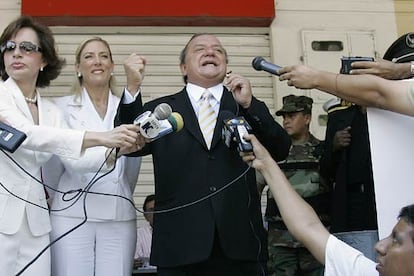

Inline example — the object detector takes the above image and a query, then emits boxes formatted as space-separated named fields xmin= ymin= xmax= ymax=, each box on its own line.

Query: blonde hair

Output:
xmin=70 ymin=37 xmax=120 ymax=97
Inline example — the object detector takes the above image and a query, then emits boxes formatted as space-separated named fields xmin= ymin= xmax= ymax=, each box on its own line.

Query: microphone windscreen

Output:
xmin=252 ymin=56 xmax=265 ymax=71
xmin=154 ymin=103 xmax=172 ymax=120
xmin=168 ymin=112 xmax=184 ymax=132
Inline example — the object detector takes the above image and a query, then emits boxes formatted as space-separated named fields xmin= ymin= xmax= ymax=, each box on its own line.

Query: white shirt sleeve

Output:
xmin=123 ymin=88 xmax=141 ymax=104
xmin=324 ymin=235 xmax=378 ymax=276
xmin=135 ymin=224 xmax=152 ymax=259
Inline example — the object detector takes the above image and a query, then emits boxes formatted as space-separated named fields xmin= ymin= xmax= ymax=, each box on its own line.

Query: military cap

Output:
xmin=275 ymin=95 xmax=313 ymax=116
xmin=323 ymin=97 xmax=353 ymax=114
xmin=383 ymin=32 xmax=414 ymax=63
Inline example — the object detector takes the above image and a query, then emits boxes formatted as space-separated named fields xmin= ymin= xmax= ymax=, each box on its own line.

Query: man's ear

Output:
xmin=180 ymin=63 xmax=187 ymax=76
xmin=304 ymin=113 xmax=312 ymax=125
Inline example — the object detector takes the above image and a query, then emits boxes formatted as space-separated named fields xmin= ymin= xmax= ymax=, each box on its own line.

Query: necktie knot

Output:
xmin=200 ymin=90 xmax=212 ymax=102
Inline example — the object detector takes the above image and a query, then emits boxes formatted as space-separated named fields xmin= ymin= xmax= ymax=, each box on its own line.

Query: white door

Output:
xmin=300 ymin=30 xmax=376 ymax=139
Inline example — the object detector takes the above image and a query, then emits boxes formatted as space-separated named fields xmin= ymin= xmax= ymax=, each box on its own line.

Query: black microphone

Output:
xmin=134 ymin=103 xmax=173 ymax=139
xmin=220 ymin=111 xmax=253 ymax=152
xmin=252 ymin=56 xmax=282 ymax=76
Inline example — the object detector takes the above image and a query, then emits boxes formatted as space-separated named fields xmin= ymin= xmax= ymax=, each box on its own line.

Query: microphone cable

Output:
xmin=14 ymin=148 xmax=118 ymax=276
xmin=1 ymin=145 xmax=256 ymax=274
xmin=146 ymin=164 xmax=251 ymax=215
xmin=243 ymin=167 xmax=266 ymax=276
xmin=0 ymin=145 xmax=253 ymax=216
xmin=0 ymin=147 xmax=115 ymax=213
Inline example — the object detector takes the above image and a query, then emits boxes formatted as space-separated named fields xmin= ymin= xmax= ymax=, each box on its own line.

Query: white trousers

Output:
xmin=0 ymin=211 xmax=50 ymax=276
xmin=50 ymin=215 xmax=136 ymax=276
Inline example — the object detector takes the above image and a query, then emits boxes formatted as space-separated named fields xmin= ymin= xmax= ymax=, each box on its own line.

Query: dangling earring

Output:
xmin=110 ymin=72 xmax=114 ymax=76
xmin=77 ymin=72 xmax=82 ymax=77
xmin=40 ymin=67 xmax=43 ymax=72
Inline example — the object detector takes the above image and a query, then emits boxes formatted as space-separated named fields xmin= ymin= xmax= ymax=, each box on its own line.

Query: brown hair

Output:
xmin=0 ymin=15 xmax=65 ymax=88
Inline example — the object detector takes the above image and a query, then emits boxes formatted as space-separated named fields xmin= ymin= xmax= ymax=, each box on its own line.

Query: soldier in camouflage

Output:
xmin=263 ymin=95 xmax=331 ymax=276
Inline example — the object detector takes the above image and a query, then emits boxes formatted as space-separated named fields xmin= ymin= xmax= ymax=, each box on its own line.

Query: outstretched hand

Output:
xmin=278 ymin=65 xmax=320 ymax=89
xmin=350 ymin=58 xmax=411 ymax=80
xmin=118 ymin=131 xmax=147 ymax=155
xmin=239 ymin=134 xmax=273 ymax=172
xmin=103 ymin=124 xmax=140 ymax=149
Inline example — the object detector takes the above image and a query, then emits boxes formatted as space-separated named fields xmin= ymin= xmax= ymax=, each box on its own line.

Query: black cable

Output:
xmin=14 ymin=148 xmax=117 ymax=276
xmin=243 ymin=169 xmax=266 ymax=276
xmin=2 ymin=144 xmax=254 ymax=274
xmin=0 ymin=148 xmax=86 ymax=212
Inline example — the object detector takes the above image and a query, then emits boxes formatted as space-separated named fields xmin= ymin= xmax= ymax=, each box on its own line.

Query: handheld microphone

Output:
xmin=134 ymin=103 xmax=173 ymax=139
xmin=149 ymin=112 xmax=184 ymax=141
xmin=220 ymin=111 xmax=253 ymax=152
xmin=252 ymin=56 xmax=282 ymax=76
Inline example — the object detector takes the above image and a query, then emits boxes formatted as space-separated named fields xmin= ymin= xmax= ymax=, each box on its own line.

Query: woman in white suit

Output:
xmin=0 ymin=17 xmax=140 ymax=276
xmin=43 ymin=37 xmax=146 ymax=276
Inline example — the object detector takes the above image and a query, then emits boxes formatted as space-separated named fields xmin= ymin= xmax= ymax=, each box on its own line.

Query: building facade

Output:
xmin=1 ymin=0 xmax=412 ymax=224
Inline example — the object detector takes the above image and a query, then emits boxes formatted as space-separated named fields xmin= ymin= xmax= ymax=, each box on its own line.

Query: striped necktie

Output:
xmin=198 ymin=90 xmax=217 ymax=149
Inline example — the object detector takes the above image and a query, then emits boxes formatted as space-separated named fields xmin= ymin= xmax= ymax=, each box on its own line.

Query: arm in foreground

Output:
xmin=82 ymin=124 xmax=140 ymax=150
xmin=240 ymin=134 xmax=330 ymax=264
xmin=350 ymin=58 xmax=412 ymax=80
xmin=278 ymin=64 xmax=414 ymax=116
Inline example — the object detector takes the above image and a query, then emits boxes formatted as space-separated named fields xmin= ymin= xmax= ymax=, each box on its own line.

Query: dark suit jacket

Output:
xmin=319 ymin=105 xmax=377 ymax=232
xmin=116 ymin=87 xmax=290 ymax=267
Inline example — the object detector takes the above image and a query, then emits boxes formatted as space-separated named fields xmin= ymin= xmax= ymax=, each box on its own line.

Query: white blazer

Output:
xmin=0 ymin=78 xmax=86 ymax=236
xmin=43 ymin=89 xmax=141 ymax=221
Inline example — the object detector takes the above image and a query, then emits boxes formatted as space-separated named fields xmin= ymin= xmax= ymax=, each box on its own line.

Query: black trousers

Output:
xmin=157 ymin=233 xmax=267 ymax=276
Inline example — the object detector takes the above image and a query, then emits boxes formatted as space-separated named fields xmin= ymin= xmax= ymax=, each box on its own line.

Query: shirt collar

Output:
xmin=186 ymin=82 xmax=223 ymax=103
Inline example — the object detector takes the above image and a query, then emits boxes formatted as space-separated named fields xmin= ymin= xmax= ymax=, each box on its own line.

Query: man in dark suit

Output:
xmin=116 ymin=33 xmax=291 ymax=276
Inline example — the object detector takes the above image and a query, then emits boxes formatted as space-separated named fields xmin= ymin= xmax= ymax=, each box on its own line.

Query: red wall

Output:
xmin=22 ymin=0 xmax=275 ymax=27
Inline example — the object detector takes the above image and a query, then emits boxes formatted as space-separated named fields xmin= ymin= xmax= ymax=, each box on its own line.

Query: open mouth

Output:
xmin=201 ymin=60 xmax=217 ymax=66
xmin=91 ymin=69 xmax=104 ymax=74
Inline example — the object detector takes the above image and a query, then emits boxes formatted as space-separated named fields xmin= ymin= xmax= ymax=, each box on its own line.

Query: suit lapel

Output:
xmin=210 ymin=88 xmax=237 ymax=149
xmin=65 ymin=94 xmax=109 ymax=131
xmin=171 ymin=89 xmax=206 ymax=147
xmin=66 ymin=95 xmax=95 ymax=129
xmin=4 ymin=78 xmax=33 ymax=123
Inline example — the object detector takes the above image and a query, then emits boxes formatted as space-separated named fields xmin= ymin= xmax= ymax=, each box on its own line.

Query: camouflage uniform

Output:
xmin=266 ymin=95 xmax=331 ymax=276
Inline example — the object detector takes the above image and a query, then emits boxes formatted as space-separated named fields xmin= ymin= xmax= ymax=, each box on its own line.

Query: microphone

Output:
xmin=252 ymin=56 xmax=282 ymax=76
xmin=149 ymin=112 xmax=184 ymax=141
xmin=134 ymin=103 xmax=173 ymax=139
xmin=153 ymin=103 xmax=173 ymax=120
xmin=220 ymin=111 xmax=253 ymax=152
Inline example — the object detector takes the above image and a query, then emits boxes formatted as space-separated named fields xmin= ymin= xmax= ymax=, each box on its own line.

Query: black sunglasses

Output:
xmin=0 ymin=41 xmax=42 ymax=54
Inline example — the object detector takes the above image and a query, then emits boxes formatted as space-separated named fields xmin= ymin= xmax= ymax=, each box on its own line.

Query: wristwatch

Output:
xmin=410 ymin=61 xmax=414 ymax=76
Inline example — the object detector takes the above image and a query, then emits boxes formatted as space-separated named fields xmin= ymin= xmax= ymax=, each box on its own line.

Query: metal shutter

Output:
xmin=48 ymin=26 xmax=272 ymax=225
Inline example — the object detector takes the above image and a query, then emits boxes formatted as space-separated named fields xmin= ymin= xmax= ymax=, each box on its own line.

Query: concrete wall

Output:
xmin=0 ymin=0 xmax=20 ymax=31
xmin=271 ymin=0 xmax=400 ymax=137
xmin=395 ymin=0 xmax=414 ymax=35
